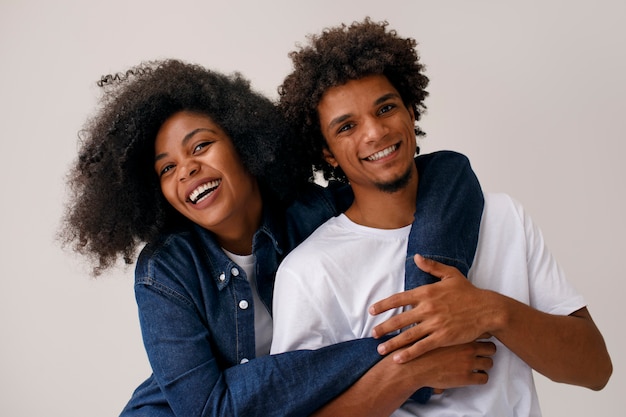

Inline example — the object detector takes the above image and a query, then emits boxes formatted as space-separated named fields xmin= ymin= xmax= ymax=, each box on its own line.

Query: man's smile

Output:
xmin=364 ymin=143 xmax=399 ymax=162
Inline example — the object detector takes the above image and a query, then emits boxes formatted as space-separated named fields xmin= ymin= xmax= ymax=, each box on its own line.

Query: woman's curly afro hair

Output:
xmin=61 ymin=59 xmax=306 ymax=275
xmin=279 ymin=17 xmax=429 ymax=182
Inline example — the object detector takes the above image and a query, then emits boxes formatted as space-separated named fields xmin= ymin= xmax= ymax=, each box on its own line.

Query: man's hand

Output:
xmin=370 ymin=254 xmax=497 ymax=363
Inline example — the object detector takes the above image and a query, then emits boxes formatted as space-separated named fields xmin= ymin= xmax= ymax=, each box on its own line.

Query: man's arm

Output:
xmin=312 ymin=341 xmax=496 ymax=417
xmin=370 ymin=255 xmax=612 ymax=391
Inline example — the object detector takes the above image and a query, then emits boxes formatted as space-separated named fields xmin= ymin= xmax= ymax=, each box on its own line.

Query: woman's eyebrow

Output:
xmin=154 ymin=128 xmax=217 ymax=162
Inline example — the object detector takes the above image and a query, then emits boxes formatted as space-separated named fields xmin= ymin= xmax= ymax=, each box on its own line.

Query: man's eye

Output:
xmin=338 ymin=123 xmax=354 ymax=133
xmin=379 ymin=104 xmax=395 ymax=114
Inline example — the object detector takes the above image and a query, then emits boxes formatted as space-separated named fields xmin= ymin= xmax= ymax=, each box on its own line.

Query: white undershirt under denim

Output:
xmin=223 ymin=249 xmax=273 ymax=357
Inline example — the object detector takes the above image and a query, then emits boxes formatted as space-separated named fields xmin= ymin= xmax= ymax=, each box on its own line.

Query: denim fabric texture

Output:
xmin=120 ymin=151 xmax=483 ymax=417
xmin=406 ymin=151 xmax=484 ymax=404
xmin=408 ymin=151 xmax=484 ymax=284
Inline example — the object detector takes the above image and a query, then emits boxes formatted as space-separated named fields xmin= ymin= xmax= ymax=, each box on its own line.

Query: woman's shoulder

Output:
xmin=134 ymin=226 xmax=221 ymax=285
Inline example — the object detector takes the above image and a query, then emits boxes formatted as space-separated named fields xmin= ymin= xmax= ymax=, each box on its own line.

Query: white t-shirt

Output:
xmin=271 ymin=193 xmax=586 ymax=417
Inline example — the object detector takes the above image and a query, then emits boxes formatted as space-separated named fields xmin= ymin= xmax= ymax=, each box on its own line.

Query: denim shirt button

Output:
xmin=240 ymin=358 xmax=249 ymax=364
xmin=231 ymin=267 xmax=240 ymax=277
xmin=218 ymin=273 xmax=226 ymax=282
xmin=239 ymin=300 xmax=249 ymax=310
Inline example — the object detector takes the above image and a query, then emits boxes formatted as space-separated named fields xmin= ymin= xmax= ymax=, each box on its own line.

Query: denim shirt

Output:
xmin=121 ymin=151 xmax=483 ymax=417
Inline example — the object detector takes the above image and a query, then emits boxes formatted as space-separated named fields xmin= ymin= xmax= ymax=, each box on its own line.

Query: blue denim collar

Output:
xmin=190 ymin=202 xmax=285 ymax=291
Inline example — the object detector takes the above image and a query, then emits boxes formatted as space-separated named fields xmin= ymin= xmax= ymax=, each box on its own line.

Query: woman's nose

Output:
xmin=178 ymin=162 xmax=199 ymax=181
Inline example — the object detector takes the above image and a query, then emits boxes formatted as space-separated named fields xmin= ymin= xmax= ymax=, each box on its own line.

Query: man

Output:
xmin=271 ymin=18 xmax=611 ymax=416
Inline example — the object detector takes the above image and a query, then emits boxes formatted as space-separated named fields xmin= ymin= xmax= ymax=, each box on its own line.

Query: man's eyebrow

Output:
xmin=327 ymin=114 xmax=352 ymax=131
xmin=325 ymin=92 xmax=401 ymax=131
xmin=154 ymin=128 xmax=217 ymax=162
xmin=374 ymin=92 xmax=401 ymax=106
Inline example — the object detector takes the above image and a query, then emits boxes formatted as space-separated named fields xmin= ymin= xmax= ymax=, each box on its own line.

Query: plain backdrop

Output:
xmin=1 ymin=1 xmax=624 ymax=416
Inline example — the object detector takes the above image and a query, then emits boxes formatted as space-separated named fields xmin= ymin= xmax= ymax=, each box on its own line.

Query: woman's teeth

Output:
xmin=188 ymin=180 xmax=221 ymax=204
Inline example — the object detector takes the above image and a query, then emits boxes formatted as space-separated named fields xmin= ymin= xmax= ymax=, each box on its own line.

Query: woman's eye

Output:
xmin=159 ymin=164 xmax=174 ymax=177
xmin=193 ymin=141 xmax=212 ymax=153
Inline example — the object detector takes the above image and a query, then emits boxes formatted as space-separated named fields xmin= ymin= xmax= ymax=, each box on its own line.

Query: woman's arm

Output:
xmin=132 ymin=282 xmax=385 ymax=417
xmin=313 ymin=341 xmax=496 ymax=417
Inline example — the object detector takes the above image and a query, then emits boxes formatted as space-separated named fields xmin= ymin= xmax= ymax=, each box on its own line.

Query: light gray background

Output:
xmin=1 ymin=1 xmax=623 ymax=416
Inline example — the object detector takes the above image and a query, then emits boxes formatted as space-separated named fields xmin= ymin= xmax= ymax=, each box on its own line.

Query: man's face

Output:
xmin=317 ymin=74 xmax=417 ymax=194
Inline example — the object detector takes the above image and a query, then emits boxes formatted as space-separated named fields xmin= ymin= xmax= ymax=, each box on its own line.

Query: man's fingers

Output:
xmin=476 ymin=340 xmax=497 ymax=357
xmin=369 ymin=290 xmax=415 ymax=315
xmin=375 ymin=324 xmax=427 ymax=354
xmin=476 ymin=355 xmax=494 ymax=373
xmin=392 ymin=339 xmax=434 ymax=363
xmin=473 ymin=342 xmax=496 ymax=376
xmin=413 ymin=254 xmax=458 ymax=280
xmin=372 ymin=311 xmax=419 ymax=339
xmin=470 ymin=370 xmax=490 ymax=385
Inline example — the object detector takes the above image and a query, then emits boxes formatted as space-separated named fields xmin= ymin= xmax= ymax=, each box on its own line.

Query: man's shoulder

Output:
xmin=415 ymin=150 xmax=470 ymax=167
xmin=279 ymin=215 xmax=346 ymax=270
xmin=288 ymin=182 xmax=352 ymax=213
xmin=283 ymin=182 xmax=352 ymax=248
xmin=482 ymin=193 xmax=523 ymax=221
xmin=289 ymin=215 xmax=342 ymax=250
xmin=414 ymin=150 xmax=475 ymax=186
xmin=478 ymin=192 xmax=529 ymax=244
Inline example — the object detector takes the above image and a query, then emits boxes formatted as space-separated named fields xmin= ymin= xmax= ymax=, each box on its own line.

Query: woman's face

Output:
xmin=154 ymin=111 xmax=261 ymax=240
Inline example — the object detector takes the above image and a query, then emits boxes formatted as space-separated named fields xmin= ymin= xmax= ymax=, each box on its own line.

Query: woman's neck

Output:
xmin=215 ymin=190 xmax=263 ymax=256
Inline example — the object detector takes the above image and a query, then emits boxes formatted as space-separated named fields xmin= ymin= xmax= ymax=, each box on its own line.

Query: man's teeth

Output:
xmin=189 ymin=180 xmax=221 ymax=204
xmin=366 ymin=144 xmax=398 ymax=161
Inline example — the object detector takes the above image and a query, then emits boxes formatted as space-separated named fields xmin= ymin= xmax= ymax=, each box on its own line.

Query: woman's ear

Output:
xmin=322 ymin=147 xmax=338 ymax=168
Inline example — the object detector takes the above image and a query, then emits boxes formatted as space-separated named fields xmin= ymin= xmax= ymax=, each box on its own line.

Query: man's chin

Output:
xmin=374 ymin=167 xmax=413 ymax=194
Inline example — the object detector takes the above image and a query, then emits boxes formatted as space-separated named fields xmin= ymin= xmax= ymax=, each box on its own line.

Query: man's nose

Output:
xmin=362 ymin=117 xmax=387 ymax=143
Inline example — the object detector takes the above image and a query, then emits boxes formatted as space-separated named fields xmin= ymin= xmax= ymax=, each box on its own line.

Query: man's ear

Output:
xmin=408 ymin=104 xmax=416 ymax=123
xmin=322 ymin=147 xmax=338 ymax=168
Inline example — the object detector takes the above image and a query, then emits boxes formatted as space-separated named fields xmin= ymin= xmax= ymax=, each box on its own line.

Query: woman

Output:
xmin=61 ymin=59 xmax=485 ymax=416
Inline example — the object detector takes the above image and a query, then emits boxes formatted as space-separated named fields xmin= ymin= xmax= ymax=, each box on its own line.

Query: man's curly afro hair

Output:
xmin=279 ymin=17 xmax=429 ymax=183
xmin=61 ymin=59 xmax=306 ymax=275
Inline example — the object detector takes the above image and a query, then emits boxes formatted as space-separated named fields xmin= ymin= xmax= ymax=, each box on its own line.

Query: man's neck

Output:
xmin=345 ymin=171 xmax=418 ymax=229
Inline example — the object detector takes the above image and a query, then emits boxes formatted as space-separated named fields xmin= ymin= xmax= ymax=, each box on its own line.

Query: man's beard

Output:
xmin=374 ymin=165 xmax=413 ymax=194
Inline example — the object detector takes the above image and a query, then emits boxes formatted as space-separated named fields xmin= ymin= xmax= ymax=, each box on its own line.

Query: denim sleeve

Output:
xmin=126 ymin=282 xmax=384 ymax=417
xmin=407 ymin=150 xmax=484 ymax=286
xmin=405 ymin=151 xmax=484 ymax=404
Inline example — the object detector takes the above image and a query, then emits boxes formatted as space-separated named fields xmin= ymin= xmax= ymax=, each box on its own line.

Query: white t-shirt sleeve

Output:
xmin=472 ymin=193 xmax=586 ymax=316
xmin=512 ymin=196 xmax=587 ymax=315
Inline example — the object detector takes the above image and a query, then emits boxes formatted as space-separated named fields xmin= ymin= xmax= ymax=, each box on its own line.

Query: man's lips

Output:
xmin=364 ymin=143 xmax=399 ymax=161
